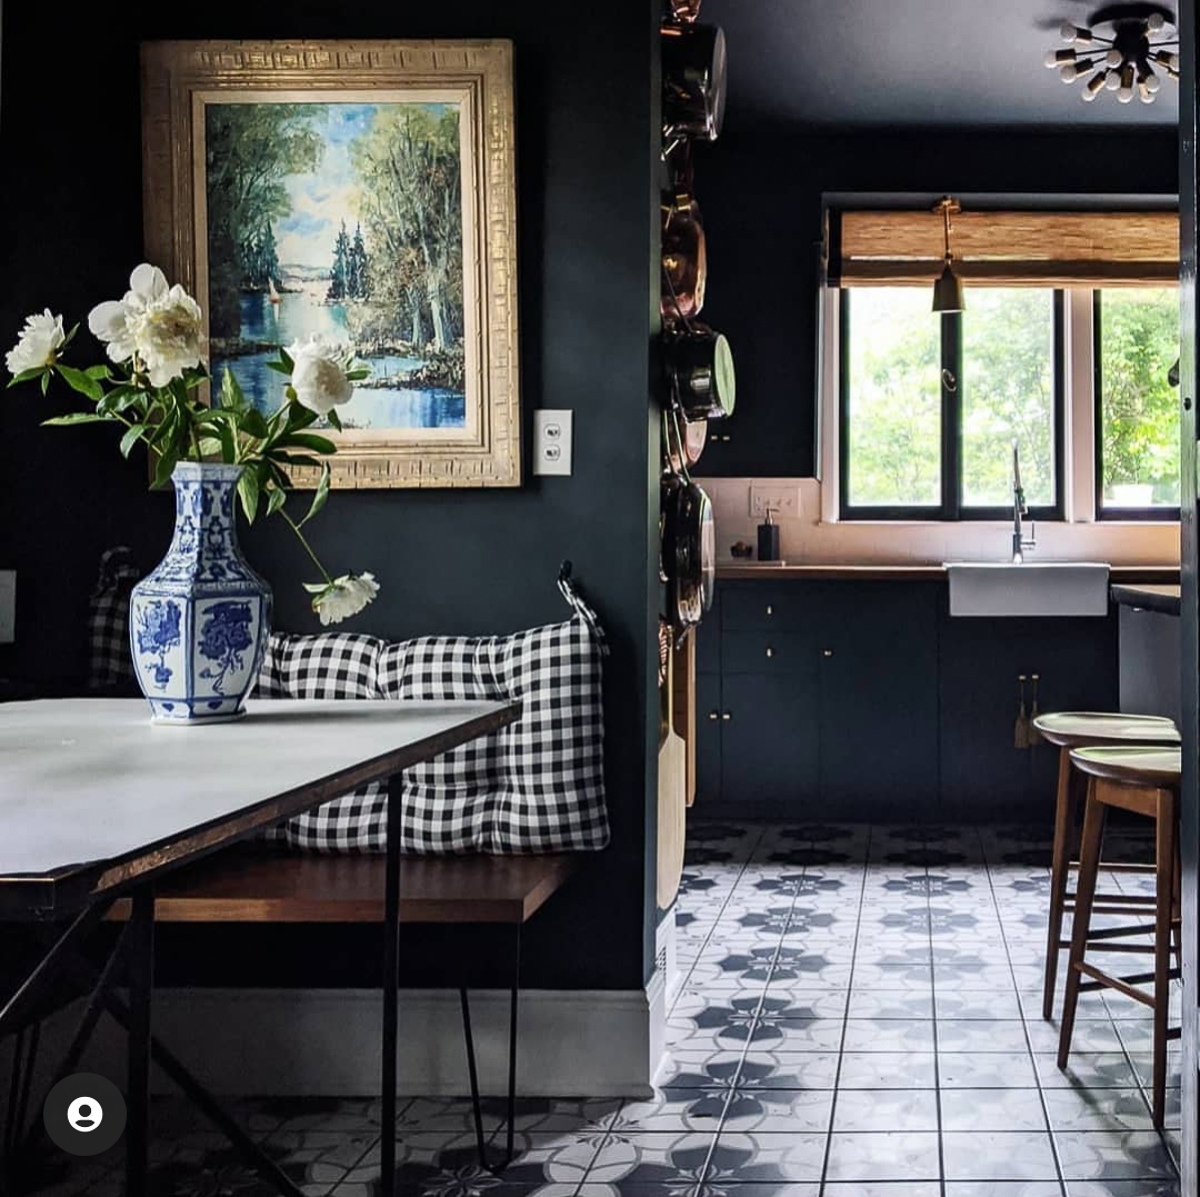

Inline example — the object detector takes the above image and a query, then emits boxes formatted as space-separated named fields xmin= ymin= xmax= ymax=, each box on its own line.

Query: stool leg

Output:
xmin=1044 ymin=746 xmax=1077 ymax=1020
xmin=1151 ymin=787 xmax=1177 ymax=1129
xmin=1059 ymin=779 xmax=1105 ymax=1070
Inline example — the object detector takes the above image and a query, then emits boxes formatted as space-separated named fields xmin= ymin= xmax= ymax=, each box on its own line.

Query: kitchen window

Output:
xmin=1094 ymin=287 xmax=1181 ymax=518
xmin=839 ymin=287 xmax=1063 ymax=521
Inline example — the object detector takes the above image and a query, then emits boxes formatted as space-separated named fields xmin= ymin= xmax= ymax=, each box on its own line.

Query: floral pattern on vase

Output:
xmin=130 ymin=463 xmax=271 ymax=723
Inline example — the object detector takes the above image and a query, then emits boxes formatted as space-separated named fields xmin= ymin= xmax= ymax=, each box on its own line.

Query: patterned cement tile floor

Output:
xmin=19 ymin=822 xmax=1183 ymax=1196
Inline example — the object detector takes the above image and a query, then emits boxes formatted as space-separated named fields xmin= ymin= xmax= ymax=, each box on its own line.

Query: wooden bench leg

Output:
xmin=1152 ymin=787 xmax=1177 ymax=1129
xmin=1059 ymin=779 xmax=1106 ymax=1069
xmin=1044 ymin=746 xmax=1078 ymax=1021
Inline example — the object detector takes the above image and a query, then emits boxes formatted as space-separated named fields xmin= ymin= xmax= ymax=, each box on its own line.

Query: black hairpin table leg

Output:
xmin=460 ymin=921 xmax=522 ymax=1174
xmin=380 ymin=773 xmax=403 ymax=1197
xmin=125 ymin=886 xmax=154 ymax=1197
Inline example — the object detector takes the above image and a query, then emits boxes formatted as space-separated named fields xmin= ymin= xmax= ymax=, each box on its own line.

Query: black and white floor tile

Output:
xmin=26 ymin=822 xmax=1182 ymax=1196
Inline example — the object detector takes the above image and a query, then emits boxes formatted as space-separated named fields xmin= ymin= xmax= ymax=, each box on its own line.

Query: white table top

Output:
xmin=0 ymin=698 xmax=518 ymax=906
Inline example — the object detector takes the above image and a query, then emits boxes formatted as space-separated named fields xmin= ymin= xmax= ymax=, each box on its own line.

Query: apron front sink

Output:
xmin=945 ymin=561 xmax=1110 ymax=617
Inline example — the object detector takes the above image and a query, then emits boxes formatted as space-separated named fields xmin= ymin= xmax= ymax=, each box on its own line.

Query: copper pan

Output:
xmin=662 ymin=190 xmax=707 ymax=321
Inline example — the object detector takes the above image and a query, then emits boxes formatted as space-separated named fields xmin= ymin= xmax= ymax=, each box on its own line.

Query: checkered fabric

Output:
xmin=257 ymin=575 xmax=610 ymax=855
xmin=87 ymin=547 xmax=141 ymax=692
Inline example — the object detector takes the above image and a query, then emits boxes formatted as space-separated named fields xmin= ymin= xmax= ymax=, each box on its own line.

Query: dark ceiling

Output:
xmin=702 ymin=0 xmax=1179 ymax=128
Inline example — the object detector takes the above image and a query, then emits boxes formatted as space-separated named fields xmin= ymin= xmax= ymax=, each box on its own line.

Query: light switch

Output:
xmin=534 ymin=409 xmax=573 ymax=476
xmin=0 ymin=571 xmax=15 ymax=644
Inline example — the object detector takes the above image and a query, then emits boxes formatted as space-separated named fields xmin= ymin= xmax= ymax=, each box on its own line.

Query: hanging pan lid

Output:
xmin=664 ymin=322 xmax=736 ymax=422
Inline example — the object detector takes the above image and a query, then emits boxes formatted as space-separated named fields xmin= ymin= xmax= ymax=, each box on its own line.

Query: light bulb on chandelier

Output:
xmin=1043 ymin=5 xmax=1179 ymax=105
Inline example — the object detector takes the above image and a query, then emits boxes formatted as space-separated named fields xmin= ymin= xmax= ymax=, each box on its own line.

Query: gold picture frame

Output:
xmin=141 ymin=39 xmax=520 ymax=488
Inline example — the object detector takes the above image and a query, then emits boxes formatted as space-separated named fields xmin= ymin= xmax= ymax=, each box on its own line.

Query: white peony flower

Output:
xmin=88 ymin=263 xmax=206 ymax=387
xmin=6 ymin=309 xmax=65 ymax=375
xmin=306 ymin=572 xmax=380 ymax=626
xmin=287 ymin=337 xmax=355 ymax=415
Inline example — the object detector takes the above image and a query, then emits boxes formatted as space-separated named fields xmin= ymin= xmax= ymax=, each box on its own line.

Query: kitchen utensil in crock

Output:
xmin=664 ymin=322 xmax=736 ymax=421
xmin=662 ymin=21 xmax=727 ymax=155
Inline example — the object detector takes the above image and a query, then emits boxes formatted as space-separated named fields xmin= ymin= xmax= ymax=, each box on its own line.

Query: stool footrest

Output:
xmin=1076 ymin=962 xmax=1180 ymax=1007
xmin=1065 ymin=892 xmax=1157 ymax=907
xmin=1067 ymin=861 xmax=1156 ymax=875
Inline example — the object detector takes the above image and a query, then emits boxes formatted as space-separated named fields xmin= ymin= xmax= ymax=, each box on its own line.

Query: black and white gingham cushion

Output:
xmin=87 ymin=547 xmax=141 ymax=692
xmin=258 ymin=576 xmax=610 ymax=855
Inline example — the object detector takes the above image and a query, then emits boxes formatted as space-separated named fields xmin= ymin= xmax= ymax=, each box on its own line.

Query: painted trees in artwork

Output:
xmin=351 ymin=106 xmax=463 ymax=352
xmin=205 ymin=105 xmax=324 ymax=336
xmin=327 ymin=222 xmax=371 ymax=303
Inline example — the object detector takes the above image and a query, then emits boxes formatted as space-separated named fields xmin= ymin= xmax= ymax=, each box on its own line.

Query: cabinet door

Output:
xmin=938 ymin=610 xmax=1118 ymax=821
xmin=818 ymin=585 xmax=940 ymax=820
xmin=719 ymin=671 xmax=820 ymax=810
xmin=695 ymin=671 xmax=724 ymax=807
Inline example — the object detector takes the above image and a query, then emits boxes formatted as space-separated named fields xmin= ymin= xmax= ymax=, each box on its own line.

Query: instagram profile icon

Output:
xmin=44 ymin=1073 xmax=126 ymax=1156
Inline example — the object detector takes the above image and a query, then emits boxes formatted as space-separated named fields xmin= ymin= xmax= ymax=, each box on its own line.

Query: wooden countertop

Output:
xmin=717 ymin=563 xmax=1181 ymax=583
xmin=1110 ymin=583 xmax=1182 ymax=615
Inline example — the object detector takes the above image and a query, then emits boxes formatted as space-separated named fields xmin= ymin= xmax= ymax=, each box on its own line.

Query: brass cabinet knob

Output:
xmin=765 ymin=647 xmax=774 ymax=658
xmin=708 ymin=710 xmax=720 ymax=721
xmin=721 ymin=711 xmax=732 ymax=721
xmin=823 ymin=649 xmax=834 ymax=658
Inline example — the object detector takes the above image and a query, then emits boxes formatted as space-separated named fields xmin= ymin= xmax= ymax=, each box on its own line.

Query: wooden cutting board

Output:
xmin=657 ymin=649 xmax=687 ymax=910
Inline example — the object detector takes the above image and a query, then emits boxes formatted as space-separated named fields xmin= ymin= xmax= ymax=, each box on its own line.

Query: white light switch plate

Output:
xmin=0 ymin=571 xmax=15 ymax=644
xmin=749 ymin=484 xmax=802 ymax=519
xmin=534 ymin=409 xmax=573 ymax=476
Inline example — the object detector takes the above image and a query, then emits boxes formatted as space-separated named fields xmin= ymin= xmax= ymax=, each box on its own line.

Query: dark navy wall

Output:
xmin=0 ymin=3 xmax=662 ymax=990
xmin=694 ymin=125 xmax=1180 ymax=478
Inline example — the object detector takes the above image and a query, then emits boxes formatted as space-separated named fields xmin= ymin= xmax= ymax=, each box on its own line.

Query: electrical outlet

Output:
xmin=749 ymin=484 xmax=802 ymax=520
xmin=533 ymin=410 xmax=573 ymax=476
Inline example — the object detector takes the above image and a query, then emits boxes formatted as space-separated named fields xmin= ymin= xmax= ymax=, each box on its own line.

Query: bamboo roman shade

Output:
xmin=832 ymin=210 xmax=1179 ymax=287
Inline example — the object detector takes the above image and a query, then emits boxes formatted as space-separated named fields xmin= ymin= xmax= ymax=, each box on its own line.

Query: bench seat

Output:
xmin=109 ymin=846 xmax=577 ymax=925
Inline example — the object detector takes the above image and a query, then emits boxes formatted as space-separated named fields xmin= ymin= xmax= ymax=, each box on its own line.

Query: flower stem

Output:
xmin=279 ymin=506 xmax=334 ymax=587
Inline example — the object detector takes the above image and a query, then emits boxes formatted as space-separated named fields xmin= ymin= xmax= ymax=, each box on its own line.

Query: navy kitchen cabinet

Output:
xmin=697 ymin=581 xmax=938 ymax=818
xmin=695 ymin=579 xmax=1118 ymax=822
xmin=937 ymin=606 xmax=1118 ymax=821
xmin=818 ymin=585 xmax=940 ymax=820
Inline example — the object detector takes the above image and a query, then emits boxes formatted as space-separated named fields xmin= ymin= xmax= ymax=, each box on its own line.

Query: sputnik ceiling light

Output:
xmin=1044 ymin=4 xmax=1179 ymax=104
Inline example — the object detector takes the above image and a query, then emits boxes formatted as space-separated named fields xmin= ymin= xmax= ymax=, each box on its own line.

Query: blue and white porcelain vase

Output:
xmin=130 ymin=462 xmax=272 ymax=725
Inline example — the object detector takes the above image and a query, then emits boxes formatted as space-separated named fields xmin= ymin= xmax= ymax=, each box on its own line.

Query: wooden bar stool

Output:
xmin=1033 ymin=712 xmax=1179 ymax=1020
xmin=1059 ymin=745 xmax=1181 ymax=1128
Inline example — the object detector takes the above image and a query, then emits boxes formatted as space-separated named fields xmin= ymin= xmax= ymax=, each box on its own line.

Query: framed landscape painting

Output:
xmin=141 ymin=40 xmax=520 ymax=487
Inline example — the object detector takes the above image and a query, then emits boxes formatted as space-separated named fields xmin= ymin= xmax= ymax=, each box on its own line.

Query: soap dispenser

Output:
xmin=757 ymin=505 xmax=781 ymax=562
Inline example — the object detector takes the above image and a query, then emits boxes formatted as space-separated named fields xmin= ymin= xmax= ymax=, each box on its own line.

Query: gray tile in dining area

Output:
xmin=55 ymin=820 xmax=1182 ymax=1197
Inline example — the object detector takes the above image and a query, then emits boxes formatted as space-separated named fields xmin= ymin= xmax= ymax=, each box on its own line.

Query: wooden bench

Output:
xmin=110 ymin=844 xmax=579 ymax=1172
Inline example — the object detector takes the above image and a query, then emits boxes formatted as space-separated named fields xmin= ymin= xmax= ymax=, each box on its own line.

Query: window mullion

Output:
xmin=942 ymin=311 xmax=962 ymax=520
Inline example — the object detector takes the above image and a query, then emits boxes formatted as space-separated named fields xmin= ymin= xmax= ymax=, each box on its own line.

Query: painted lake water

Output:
xmin=213 ymin=288 xmax=465 ymax=430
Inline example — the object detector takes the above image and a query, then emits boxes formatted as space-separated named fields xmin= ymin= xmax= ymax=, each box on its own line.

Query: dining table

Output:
xmin=0 ymin=696 xmax=521 ymax=1197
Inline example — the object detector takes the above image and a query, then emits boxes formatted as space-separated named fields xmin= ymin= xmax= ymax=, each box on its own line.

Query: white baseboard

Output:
xmin=61 ymin=984 xmax=666 ymax=1099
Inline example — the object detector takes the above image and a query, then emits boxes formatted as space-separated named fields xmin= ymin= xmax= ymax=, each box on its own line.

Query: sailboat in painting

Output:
xmin=267 ymin=277 xmax=281 ymax=306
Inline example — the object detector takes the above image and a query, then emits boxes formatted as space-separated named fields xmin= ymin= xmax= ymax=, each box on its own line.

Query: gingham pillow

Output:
xmin=257 ymin=577 xmax=609 ymax=855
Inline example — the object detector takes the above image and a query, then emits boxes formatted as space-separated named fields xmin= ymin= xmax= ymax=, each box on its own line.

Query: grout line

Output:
xmin=925 ymin=827 xmax=947 ymax=1197
xmin=816 ymin=824 xmax=874 ymax=1193
xmin=974 ymin=826 xmax=1068 ymax=1197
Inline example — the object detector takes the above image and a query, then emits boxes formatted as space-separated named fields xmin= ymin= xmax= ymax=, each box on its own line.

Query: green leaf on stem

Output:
xmin=346 ymin=368 xmax=371 ymax=381
xmin=6 ymin=367 xmax=48 ymax=388
xmin=279 ymin=346 xmax=295 ymax=372
xmin=119 ymin=424 xmax=149 ymax=457
xmin=325 ymin=409 xmax=343 ymax=432
xmin=56 ymin=365 xmax=103 ymax=401
xmin=152 ymin=447 xmax=178 ymax=490
xmin=300 ymin=463 xmax=331 ymax=528
xmin=241 ymin=408 xmax=270 ymax=440
xmin=85 ymin=365 xmax=112 ymax=381
xmin=40 ymin=372 xmax=50 ymax=395
xmin=219 ymin=367 xmax=249 ymax=413
xmin=265 ymin=360 xmax=292 ymax=376
xmin=282 ymin=432 xmax=337 ymax=455
xmin=42 ymin=411 xmax=113 ymax=426
xmin=238 ymin=468 xmax=261 ymax=525
xmin=267 ymin=485 xmax=288 ymax=516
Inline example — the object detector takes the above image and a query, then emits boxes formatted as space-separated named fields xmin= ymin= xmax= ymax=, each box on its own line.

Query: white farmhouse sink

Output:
xmin=945 ymin=561 xmax=1110 ymax=617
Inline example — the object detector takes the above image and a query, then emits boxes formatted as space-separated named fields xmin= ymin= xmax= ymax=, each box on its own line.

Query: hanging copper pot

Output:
xmin=662 ymin=190 xmax=707 ymax=321
xmin=662 ymin=22 xmax=727 ymax=153
xmin=666 ymin=0 xmax=703 ymax=22
xmin=663 ymin=405 xmax=708 ymax=474
xmin=664 ymin=322 xmax=736 ymax=421
xmin=661 ymin=474 xmax=716 ymax=632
